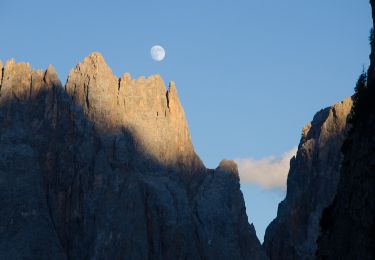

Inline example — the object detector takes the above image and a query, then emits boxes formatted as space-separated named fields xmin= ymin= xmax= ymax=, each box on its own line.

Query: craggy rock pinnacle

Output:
xmin=66 ymin=52 xmax=201 ymax=170
xmin=263 ymin=98 xmax=352 ymax=260
xmin=1 ymin=59 xmax=31 ymax=102
xmin=0 ymin=53 xmax=266 ymax=260
xmin=217 ymin=159 xmax=240 ymax=178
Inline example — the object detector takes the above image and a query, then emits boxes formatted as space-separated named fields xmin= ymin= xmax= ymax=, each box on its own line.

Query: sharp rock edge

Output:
xmin=263 ymin=98 xmax=353 ymax=260
xmin=0 ymin=52 xmax=267 ymax=260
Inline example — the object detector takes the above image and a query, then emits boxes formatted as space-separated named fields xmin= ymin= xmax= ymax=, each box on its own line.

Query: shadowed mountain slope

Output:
xmin=263 ymin=98 xmax=352 ymax=260
xmin=0 ymin=53 xmax=267 ymax=260
xmin=316 ymin=1 xmax=375 ymax=258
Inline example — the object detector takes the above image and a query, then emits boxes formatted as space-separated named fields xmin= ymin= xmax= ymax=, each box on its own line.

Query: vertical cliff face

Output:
xmin=263 ymin=98 xmax=352 ymax=260
xmin=316 ymin=1 xmax=375 ymax=259
xmin=0 ymin=54 xmax=266 ymax=260
xmin=0 ymin=60 xmax=66 ymax=259
xmin=65 ymin=52 xmax=201 ymax=170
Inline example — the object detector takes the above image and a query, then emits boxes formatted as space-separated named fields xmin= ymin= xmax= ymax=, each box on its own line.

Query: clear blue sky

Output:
xmin=0 ymin=0 xmax=371 ymax=242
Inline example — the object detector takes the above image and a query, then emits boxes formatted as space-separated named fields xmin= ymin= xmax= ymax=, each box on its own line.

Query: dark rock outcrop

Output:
xmin=263 ymin=98 xmax=352 ymax=260
xmin=316 ymin=1 xmax=375 ymax=259
xmin=0 ymin=53 xmax=266 ymax=259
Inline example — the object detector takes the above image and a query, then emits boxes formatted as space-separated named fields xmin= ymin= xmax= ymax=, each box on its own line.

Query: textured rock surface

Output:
xmin=0 ymin=53 xmax=266 ymax=260
xmin=263 ymin=98 xmax=352 ymax=260
xmin=0 ymin=62 xmax=65 ymax=259
xmin=316 ymin=1 xmax=375 ymax=259
xmin=65 ymin=53 xmax=200 ymax=171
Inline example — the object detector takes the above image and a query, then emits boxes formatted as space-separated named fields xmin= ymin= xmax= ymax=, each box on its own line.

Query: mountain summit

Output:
xmin=65 ymin=52 xmax=201 ymax=170
xmin=0 ymin=53 xmax=266 ymax=260
xmin=263 ymin=98 xmax=352 ymax=259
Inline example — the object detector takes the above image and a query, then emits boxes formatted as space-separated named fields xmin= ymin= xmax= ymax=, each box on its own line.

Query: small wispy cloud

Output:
xmin=235 ymin=147 xmax=297 ymax=190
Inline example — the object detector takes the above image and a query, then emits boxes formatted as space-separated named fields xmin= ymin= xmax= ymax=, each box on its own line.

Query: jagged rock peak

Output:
xmin=0 ymin=53 xmax=266 ymax=259
xmin=1 ymin=59 xmax=31 ymax=102
xmin=77 ymin=51 xmax=107 ymax=70
xmin=85 ymin=51 xmax=105 ymax=61
xmin=65 ymin=52 xmax=119 ymax=127
xmin=0 ymin=53 xmax=201 ymax=170
xmin=65 ymin=52 xmax=203 ymax=169
xmin=44 ymin=65 xmax=62 ymax=88
xmin=0 ymin=59 xmax=63 ymax=104
xmin=263 ymin=97 xmax=353 ymax=260
xmin=216 ymin=159 xmax=240 ymax=178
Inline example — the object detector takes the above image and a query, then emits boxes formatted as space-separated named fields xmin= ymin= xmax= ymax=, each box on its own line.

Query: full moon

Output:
xmin=150 ymin=45 xmax=166 ymax=61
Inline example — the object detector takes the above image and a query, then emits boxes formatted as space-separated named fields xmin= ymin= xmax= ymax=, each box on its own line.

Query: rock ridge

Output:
xmin=65 ymin=52 xmax=201 ymax=171
xmin=263 ymin=97 xmax=352 ymax=260
xmin=0 ymin=53 xmax=266 ymax=260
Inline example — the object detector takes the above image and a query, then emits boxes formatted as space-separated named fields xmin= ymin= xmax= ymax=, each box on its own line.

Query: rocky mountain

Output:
xmin=316 ymin=1 xmax=375 ymax=259
xmin=263 ymin=98 xmax=352 ymax=259
xmin=0 ymin=53 xmax=267 ymax=259
xmin=264 ymin=2 xmax=375 ymax=259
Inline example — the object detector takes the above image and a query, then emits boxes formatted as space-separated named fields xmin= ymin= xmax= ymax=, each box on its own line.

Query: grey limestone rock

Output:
xmin=263 ymin=98 xmax=352 ymax=260
xmin=0 ymin=53 xmax=266 ymax=260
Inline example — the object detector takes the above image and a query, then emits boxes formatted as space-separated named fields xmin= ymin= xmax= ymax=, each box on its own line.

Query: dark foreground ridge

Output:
xmin=263 ymin=1 xmax=375 ymax=259
xmin=316 ymin=0 xmax=375 ymax=258
xmin=0 ymin=54 xmax=267 ymax=259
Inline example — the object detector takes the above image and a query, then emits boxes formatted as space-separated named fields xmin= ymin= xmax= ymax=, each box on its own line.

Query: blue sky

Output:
xmin=0 ymin=0 xmax=372 ymax=241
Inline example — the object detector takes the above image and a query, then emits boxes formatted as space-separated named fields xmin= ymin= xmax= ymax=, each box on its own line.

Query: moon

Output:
xmin=150 ymin=45 xmax=166 ymax=61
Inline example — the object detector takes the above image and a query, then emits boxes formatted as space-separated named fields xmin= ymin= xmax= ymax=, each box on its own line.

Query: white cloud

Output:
xmin=235 ymin=147 xmax=297 ymax=190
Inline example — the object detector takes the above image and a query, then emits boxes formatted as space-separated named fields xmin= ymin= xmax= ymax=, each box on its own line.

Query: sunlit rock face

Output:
xmin=263 ymin=98 xmax=352 ymax=260
xmin=0 ymin=54 xmax=267 ymax=260
xmin=65 ymin=52 xmax=201 ymax=171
